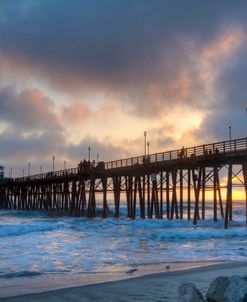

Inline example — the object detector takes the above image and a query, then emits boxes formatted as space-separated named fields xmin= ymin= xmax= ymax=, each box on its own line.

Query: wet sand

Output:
xmin=1 ymin=262 xmax=247 ymax=302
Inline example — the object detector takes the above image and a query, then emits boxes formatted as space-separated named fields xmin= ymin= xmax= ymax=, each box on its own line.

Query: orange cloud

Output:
xmin=195 ymin=27 xmax=245 ymax=101
xmin=147 ymin=72 xmax=193 ymax=105
xmin=61 ymin=102 xmax=93 ymax=124
xmin=201 ymin=27 xmax=245 ymax=62
xmin=60 ymin=101 xmax=120 ymax=127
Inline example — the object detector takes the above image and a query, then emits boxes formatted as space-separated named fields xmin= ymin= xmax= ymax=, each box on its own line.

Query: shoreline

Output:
xmin=1 ymin=261 xmax=247 ymax=301
xmin=0 ymin=260 xmax=220 ymax=298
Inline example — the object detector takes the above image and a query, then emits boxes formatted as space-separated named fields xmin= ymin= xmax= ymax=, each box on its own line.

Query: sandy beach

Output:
xmin=1 ymin=262 xmax=247 ymax=302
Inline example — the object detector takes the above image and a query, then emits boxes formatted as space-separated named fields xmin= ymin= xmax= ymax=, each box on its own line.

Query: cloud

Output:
xmin=0 ymin=0 xmax=246 ymax=114
xmin=0 ymin=85 xmax=61 ymax=131
xmin=0 ymin=0 xmax=247 ymax=176
xmin=0 ymin=128 xmax=66 ymax=162
xmin=61 ymin=102 xmax=93 ymax=124
xmin=0 ymin=129 xmax=129 ymax=176
xmin=65 ymin=136 xmax=130 ymax=162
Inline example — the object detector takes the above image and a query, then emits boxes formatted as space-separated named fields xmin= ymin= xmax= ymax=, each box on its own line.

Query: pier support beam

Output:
xmin=243 ymin=163 xmax=247 ymax=228
xmin=224 ymin=164 xmax=232 ymax=229
xmin=150 ymin=174 xmax=159 ymax=219
xmin=171 ymin=169 xmax=179 ymax=219
xmin=87 ymin=178 xmax=96 ymax=218
xmin=102 ymin=177 xmax=108 ymax=218
xmin=147 ymin=175 xmax=150 ymax=219
xmin=160 ymin=172 xmax=163 ymax=219
xmin=125 ymin=176 xmax=133 ymax=218
xmin=138 ymin=176 xmax=145 ymax=219
xmin=113 ymin=177 xmax=121 ymax=217
xmin=213 ymin=167 xmax=218 ymax=222
xmin=193 ymin=168 xmax=202 ymax=225
xmin=166 ymin=171 xmax=170 ymax=219
xmin=187 ymin=169 xmax=191 ymax=220
xmin=81 ymin=180 xmax=87 ymax=215
xmin=202 ymin=167 xmax=206 ymax=220
xmin=179 ymin=169 xmax=183 ymax=219
xmin=132 ymin=176 xmax=137 ymax=219
xmin=216 ymin=169 xmax=224 ymax=220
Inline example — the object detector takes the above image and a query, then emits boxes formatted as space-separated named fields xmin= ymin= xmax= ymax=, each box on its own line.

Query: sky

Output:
xmin=0 ymin=0 xmax=247 ymax=176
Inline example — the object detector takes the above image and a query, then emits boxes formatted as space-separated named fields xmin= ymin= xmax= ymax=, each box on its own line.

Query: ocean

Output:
xmin=0 ymin=201 xmax=247 ymax=296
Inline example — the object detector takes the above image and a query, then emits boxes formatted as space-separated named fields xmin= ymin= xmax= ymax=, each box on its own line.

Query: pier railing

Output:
xmin=13 ymin=137 xmax=247 ymax=182
xmin=105 ymin=137 xmax=247 ymax=169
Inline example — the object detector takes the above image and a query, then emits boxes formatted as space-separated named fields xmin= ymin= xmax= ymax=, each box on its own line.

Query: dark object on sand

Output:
xmin=165 ymin=265 xmax=171 ymax=271
xmin=126 ymin=269 xmax=138 ymax=275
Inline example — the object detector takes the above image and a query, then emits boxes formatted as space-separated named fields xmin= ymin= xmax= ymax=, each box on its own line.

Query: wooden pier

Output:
xmin=0 ymin=137 xmax=247 ymax=228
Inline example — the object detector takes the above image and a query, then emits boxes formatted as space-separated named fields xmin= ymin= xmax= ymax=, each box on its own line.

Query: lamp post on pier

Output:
xmin=28 ymin=163 xmax=31 ymax=177
xmin=228 ymin=122 xmax=232 ymax=152
xmin=64 ymin=161 xmax=66 ymax=170
xmin=53 ymin=156 xmax=55 ymax=172
xmin=147 ymin=141 xmax=150 ymax=155
xmin=88 ymin=146 xmax=91 ymax=162
xmin=144 ymin=131 xmax=147 ymax=156
xmin=228 ymin=123 xmax=232 ymax=141
xmin=40 ymin=166 xmax=42 ymax=174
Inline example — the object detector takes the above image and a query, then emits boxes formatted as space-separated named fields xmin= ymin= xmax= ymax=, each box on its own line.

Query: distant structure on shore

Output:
xmin=0 ymin=166 xmax=4 ymax=181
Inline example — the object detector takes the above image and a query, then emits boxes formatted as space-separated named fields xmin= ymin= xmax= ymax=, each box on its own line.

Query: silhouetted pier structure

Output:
xmin=0 ymin=137 xmax=247 ymax=228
